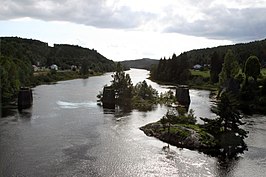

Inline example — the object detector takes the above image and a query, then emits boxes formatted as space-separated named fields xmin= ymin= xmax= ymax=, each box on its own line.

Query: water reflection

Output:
xmin=0 ymin=69 xmax=265 ymax=177
xmin=18 ymin=109 xmax=32 ymax=119
xmin=216 ymin=157 xmax=240 ymax=177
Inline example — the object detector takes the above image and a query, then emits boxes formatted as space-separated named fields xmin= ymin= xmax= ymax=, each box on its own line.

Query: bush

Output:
xmin=161 ymin=108 xmax=196 ymax=125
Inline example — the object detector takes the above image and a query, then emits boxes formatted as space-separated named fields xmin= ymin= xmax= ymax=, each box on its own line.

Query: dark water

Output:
xmin=0 ymin=69 xmax=265 ymax=177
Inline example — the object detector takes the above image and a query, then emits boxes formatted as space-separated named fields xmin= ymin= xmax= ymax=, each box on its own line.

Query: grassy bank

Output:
xmin=31 ymin=70 xmax=103 ymax=86
xmin=149 ymin=70 xmax=219 ymax=91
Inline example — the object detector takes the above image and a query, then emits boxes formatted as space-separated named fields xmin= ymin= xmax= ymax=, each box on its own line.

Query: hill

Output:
xmin=0 ymin=37 xmax=115 ymax=71
xmin=186 ymin=39 xmax=266 ymax=66
xmin=120 ymin=58 xmax=159 ymax=70
xmin=151 ymin=38 xmax=266 ymax=84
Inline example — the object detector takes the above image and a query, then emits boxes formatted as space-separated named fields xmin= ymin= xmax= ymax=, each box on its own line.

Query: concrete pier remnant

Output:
xmin=18 ymin=87 xmax=33 ymax=110
xmin=102 ymin=86 xmax=115 ymax=109
xmin=176 ymin=85 xmax=191 ymax=107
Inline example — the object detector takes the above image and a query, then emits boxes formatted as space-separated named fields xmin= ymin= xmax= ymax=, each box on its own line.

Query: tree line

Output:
xmin=150 ymin=53 xmax=190 ymax=84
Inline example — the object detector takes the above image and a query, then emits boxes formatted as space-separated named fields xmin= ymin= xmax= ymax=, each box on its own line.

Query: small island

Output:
xmin=140 ymin=109 xmax=215 ymax=151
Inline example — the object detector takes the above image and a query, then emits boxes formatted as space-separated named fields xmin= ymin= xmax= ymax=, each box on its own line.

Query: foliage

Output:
xmin=120 ymin=58 xmax=159 ymax=71
xmin=111 ymin=62 xmax=133 ymax=104
xmin=210 ymin=51 xmax=223 ymax=83
xmin=1 ymin=37 xmax=115 ymax=106
xmin=80 ymin=59 xmax=89 ymax=76
xmin=159 ymin=90 xmax=176 ymax=105
xmin=201 ymin=92 xmax=248 ymax=158
xmin=1 ymin=37 xmax=115 ymax=73
xmin=160 ymin=108 xmax=196 ymax=125
xmin=1 ymin=56 xmax=20 ymax=104
xmin=244 ymin=56 xmax=261 ymax=82
xmin=219 ymin=49 xmax=240 ymax=87
xmin=103 ymin=64 xmax=160 ymax=111
xmin=151 ymin=53 xmax=190 ymax=84
xmin=261 ymin=68 xmax=266 ymax=78
xmin=0 ymin=56 xmax=33 ymax=105
xmin=183 ymin=38 xmax=266 ymax=67
xmin=131 ymin=81 xmax=159 ymax=110
xmin=134 ymin=80 xmax=158 ymax=100
xmin=30 ymin=71 xmax=86 ymax=86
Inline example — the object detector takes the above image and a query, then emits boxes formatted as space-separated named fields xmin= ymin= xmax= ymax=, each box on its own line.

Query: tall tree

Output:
xmin=201 ymin=92 xmax=248 ymax=158
xmin=111 ymin=62 xmax=133 ymax=103
xmin=80 ymin=59 xmax=89 ymax=76
xmin=0 ymin=56 xmax=20 ymax=104
xmin=210 ymin=51 xmax=223 ymax=83
xmin=219 ymin=49 xmax=240 ymax=87
xmin=244 ymin=55 xmax=261 ymax=82
xmin=134 ymin=80 xmax=158 ymax=100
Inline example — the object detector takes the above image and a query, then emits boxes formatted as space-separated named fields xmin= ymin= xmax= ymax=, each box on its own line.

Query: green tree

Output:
xmin=111 ymin=62 xmax=133 ymax=104
xmin=134 ymin=80 xmax=158 ymax=100
xmin=201 ymin=92 xmax=248 ymax=158
xmin=219 ymin=49 xmax=240 ymax=87
xmin=80 ymin=59 xmax=89 ymax=76
xmin=244 ymin=56 xmax=261 ymax=82
xmin=210 ymin=51 xmax=223 ymax=83
xmin=0 ymin=56 xmax=20 ymax=104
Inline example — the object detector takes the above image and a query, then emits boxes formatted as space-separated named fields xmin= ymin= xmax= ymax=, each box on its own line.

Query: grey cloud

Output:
xmin=0 ymin=0 xmax=155 ymax=29
xmin=164 ymin=7 xmax=266 ymax=42
xmin=1 ymin=0 xmax=266 ymax=42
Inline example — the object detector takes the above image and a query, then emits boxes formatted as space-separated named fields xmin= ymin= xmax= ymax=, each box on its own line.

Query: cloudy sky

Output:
xmin=1 ymin=0 xmax=266 ymax=61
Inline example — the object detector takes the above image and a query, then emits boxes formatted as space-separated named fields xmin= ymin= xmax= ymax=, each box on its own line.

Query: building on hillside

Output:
xmin=32 ymin=65 xmax=39 ymax=72
xmin=193 ymin=64 xmax=202 ymax=70
xmin=50 ymin=64 xmax=58 ymax=71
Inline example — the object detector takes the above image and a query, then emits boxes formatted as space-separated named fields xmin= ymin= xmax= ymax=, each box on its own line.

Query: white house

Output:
xmin=193 ymin=64 xmax=202 ymax=70
xmin=50 ymin=64 xmax=58 ymax=70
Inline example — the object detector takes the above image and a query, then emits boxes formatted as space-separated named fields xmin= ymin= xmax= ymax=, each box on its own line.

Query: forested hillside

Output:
xmin=186 ymin=39 xmax=266 ymax=67
xmin=151 ymin=38 xmax=266 ymax=84
xmin=1 ymin=37 xmax=115 ymax=71
xmin=0 ymin=37 xmax=115 ymax=106
xmin=120 ymin=58 xmax=159 ymax=70
xmin=151 ymin=38 xmax=266 ymax=114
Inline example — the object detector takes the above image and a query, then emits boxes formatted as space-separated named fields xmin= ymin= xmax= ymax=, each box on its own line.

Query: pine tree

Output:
xmin=244 ymin=55 xmax=261 ymax=82
xmin=201 ymin=92 xmax=248 ymax=158
xmin=219 ymin=49 xmax=240 ymax=87
xmin=210 ymin=51 xmax=223 ymax=83
xmin=111 ymin=62 xmax=133 ymax=104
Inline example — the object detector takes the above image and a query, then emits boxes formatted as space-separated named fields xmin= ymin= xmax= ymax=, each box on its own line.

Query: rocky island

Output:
xmin=140 ymin=108 xmax=216 ymax=154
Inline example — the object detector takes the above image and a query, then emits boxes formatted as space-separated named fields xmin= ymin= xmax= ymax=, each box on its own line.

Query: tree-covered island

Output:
xmin=97 ymin=62 xmax=160 ymax=111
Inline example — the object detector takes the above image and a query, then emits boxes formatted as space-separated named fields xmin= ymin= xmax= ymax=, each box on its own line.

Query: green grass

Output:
xmin=261 ymin=68 xmax=266 ymax=78
xmin=169 ymin=126 xmax=191 ymax=138
xmin=190 ymin=69 xmax=210 ymax=78
xmin=31 ymin=70 xmax=103 ymax=86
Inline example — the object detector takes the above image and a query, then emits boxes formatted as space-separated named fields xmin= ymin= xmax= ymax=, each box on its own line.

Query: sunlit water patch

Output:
xmin=57 ymin=101 xmax=97 ymax=109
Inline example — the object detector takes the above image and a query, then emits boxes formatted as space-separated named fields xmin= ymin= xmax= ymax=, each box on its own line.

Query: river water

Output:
xmin=0 ymin=69 xmax=265 ymax=177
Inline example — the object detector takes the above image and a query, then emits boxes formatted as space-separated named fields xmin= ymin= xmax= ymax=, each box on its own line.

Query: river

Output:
xmin=0 ymin=68 xmax=266 ymax=177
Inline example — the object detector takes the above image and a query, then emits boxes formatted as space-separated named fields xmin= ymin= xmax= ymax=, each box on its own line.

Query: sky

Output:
xmin=1 ymin=0 xmax=266 ymax=61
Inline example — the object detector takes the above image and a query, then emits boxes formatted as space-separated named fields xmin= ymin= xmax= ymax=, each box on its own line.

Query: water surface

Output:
xmin=0 ymin=69 xmax=265 ymax=177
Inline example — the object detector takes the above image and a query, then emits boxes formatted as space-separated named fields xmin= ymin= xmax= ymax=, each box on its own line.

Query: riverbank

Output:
xmin=31 ymin=70 xmax=104 ymax=86
xmin=148 ymin=77 xmax=219 ymax=91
